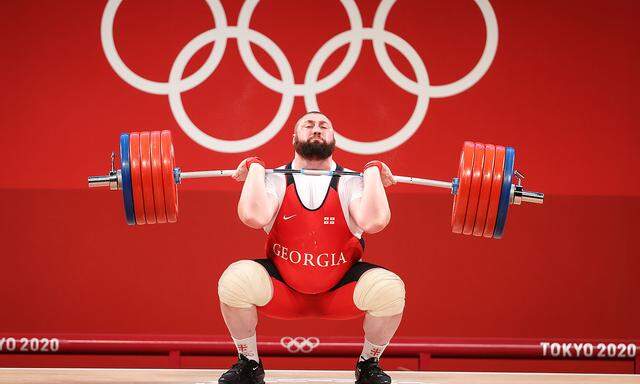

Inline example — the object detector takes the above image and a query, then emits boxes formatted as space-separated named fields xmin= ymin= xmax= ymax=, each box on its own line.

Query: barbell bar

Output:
xmin=88 ymin=130 xmax=543 ymax=238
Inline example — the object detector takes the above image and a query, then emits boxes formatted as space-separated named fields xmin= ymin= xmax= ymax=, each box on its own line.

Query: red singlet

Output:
xmin=265 ymin=164 xmax=364 ymax=294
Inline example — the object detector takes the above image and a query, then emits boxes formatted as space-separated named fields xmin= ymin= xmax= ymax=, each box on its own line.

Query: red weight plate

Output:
xmin=473 ymin=144 xmax=495 ymax=236
xmin=150 ymin=131 xmax=167 ymax=224
xmin=129 ymin=132 xmax=146 ymax=225
xmin=462 ymin=143 xmax=485 ymax=235
xmin=483 ymin=145 xmax=505 ymax=238
xmin=139 ymin=132 xmax=157 ymax=224
xmin=161 ymin=130 xmax=179 ymax=223
xmin=451 ymin=141 xmax=475 ymax=234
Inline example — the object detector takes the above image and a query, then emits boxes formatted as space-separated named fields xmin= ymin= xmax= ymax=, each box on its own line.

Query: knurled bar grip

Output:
xmin=178 ymin=169 xmax=453 ymax=189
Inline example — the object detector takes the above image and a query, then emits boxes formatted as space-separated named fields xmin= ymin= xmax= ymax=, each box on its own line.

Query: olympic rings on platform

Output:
xmin=280 ymin=337 xmax=321 ymax=353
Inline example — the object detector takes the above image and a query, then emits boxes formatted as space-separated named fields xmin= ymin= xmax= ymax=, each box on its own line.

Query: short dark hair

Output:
xmin=300 ymin=110 xmax=326 ymax=118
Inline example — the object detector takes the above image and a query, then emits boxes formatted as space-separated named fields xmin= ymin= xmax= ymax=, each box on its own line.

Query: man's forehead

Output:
xmin=297 ymin=113 xmax=331 ymax=125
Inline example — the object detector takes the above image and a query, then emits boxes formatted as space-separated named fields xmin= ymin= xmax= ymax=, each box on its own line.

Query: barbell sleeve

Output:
xmin=521 ymin=191 xmax=544 ymax=204
xmin=512 ymin=185 xmax=544 ymax=205
xmin=88 ymin=174 xmax=116 ymax=187
xmin=88 ymin=171 xmax=120 ymax=191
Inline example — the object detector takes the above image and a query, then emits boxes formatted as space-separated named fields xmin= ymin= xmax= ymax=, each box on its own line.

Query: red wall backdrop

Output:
xmin=0 ymin=0 xmax=638 ymax=370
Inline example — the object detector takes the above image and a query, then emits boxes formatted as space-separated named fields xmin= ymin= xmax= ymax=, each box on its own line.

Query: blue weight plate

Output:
xmin=493 ymin=146 xmax=515 ymax=239
xmin=120 ymin=133 xmax=135 ymax=225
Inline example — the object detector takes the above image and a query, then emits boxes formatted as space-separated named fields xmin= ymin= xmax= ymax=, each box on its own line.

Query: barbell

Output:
xmin=88 ymin=130 xmax=543 ymax=239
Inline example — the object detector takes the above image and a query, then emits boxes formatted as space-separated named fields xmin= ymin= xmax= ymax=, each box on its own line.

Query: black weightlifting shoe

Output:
xmin=218 ymin=354 xmax=265 ymax=384
xmin=355 ymin=357 xmax=392 ymax=384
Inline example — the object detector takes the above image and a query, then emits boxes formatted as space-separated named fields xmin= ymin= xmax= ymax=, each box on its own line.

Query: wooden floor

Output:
xmin=0 ymin=368 xmax=638 ymax=384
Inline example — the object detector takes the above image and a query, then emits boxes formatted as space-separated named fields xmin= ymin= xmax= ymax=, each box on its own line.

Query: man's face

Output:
xmin=293 ymin=113 xmax=336 ymax=160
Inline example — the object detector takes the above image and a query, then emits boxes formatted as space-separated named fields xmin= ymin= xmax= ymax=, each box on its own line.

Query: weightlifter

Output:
xmin=217 ymin=111 xmax=405 ymax=384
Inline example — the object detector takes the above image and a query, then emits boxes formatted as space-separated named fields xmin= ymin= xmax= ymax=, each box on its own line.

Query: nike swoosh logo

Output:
xmin=283 ymin=214 xmax=296 ymax=221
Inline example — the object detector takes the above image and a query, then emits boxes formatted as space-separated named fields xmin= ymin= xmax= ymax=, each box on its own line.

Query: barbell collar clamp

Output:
xmin=451 ymin=177 xmax=460 ymax=195
xmin=514 ymin=169 xmax=525 ymax=186
xmin=110 ymin=152 xmax=116 ymax=174
xmin=174 ymin=167 xmax=182 ymax=184
xmin=88 ymin=152 xmax=121 ymax=190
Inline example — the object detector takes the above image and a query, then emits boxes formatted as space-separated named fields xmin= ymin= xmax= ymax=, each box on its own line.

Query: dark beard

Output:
xmin=294 ymin=136 xmax=335 ymax=161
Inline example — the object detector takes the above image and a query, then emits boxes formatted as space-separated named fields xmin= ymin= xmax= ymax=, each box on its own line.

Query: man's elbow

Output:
xmin=239 ymin=215 xmax=268 ymax=229
xmin=361 ymin=212 xmax=391 ymax=234
xmin=238 ymin=206 xmax=271 ymax=229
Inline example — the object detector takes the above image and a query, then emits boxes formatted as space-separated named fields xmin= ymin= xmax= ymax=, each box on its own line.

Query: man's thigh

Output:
xmin=254 ymin=259 xmax=385 ymax=320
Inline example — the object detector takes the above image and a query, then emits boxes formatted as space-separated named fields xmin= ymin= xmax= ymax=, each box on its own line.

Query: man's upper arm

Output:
xmin=349 ymin=197 xmax=365 ymax=229
xmin=347 ymin=176 xmax=365 ymax=229
xmin=263 ymin=174 xmax=281 ymax=225
xmin=264 ymin=192 xmax=279 ymax=223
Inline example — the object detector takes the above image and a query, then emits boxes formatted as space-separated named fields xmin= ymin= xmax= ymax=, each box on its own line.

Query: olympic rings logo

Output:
xmin=101 ymin=0 xmax=498 ymax=154
xmin=280 ymin=336 xmax=320 ymax=353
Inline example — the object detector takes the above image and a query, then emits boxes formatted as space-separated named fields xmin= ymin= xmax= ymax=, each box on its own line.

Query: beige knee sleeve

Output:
xmin=353 ymin=268 xmax=405 ymax=317
xmin=218 ymin=260 xmax=273 ymax=308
